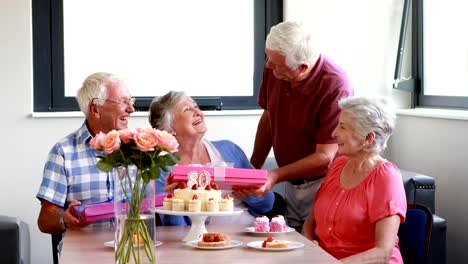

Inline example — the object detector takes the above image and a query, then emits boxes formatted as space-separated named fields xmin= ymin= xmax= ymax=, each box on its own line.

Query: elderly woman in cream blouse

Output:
xmin=149 ymin=91 xmax=275 ymax=226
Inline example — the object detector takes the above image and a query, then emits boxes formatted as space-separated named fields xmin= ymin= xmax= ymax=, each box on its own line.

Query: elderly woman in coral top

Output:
xmin=302 ymin=96 xmax=407 ymax=264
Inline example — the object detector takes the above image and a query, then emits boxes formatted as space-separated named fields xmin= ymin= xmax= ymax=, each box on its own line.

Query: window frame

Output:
xmin=32 ymin=0 xmax=283 ymax=112
xmin=414 ymin=0 xmax=468 ymax=109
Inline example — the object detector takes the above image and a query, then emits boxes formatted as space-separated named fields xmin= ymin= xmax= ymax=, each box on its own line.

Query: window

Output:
xmin=418 ymin=0 xmax=468 ymax=109
xmin=32 ymin=0 xmax=283 ymax=112
xmin=395 ymin=0 xmax=468 ymax=109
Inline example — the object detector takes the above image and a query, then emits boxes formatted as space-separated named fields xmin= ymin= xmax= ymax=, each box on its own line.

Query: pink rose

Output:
xmin=119 ymin=128 xmax=136 ymax=144
xmin=154 ymin=130 xmax=179 ymax=153
xmin=90 ymin=132 xmax=105 ymax=150
xmin=133 ymin=127 xmax=159 ymax=152
xmin=101 ymin=130 xmax=121 ymax=154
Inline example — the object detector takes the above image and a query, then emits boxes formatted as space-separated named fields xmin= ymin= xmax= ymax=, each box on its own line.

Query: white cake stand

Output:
xmin=154 ymin=207 xmax=243 ymax=242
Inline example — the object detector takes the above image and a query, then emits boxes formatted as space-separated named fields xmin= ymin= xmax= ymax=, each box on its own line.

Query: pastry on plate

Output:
xmin=219 ymin=193 xmax=234 ymax=211
xmin=261 ymin=236 xmax=290 ymax=248
xmin=254 ymin=215 xmax=270 ymax=232
xmin=207 ymin=198 xmax=219 ymax=212
xmin=162 ymin=193 xmax=174 ymax=211
xmin=188 ymin=195 xmax=201 ymax=212
xmin=197 ymin=232 xmax=230 ymax=247
xmin=270 ymin=215 xmax=288 ymax=232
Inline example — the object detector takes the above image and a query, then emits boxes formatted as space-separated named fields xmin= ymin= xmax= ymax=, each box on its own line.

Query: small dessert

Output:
xmin=219 ymin=193 xmax=234 ymax=211
xmin=270 ymin=215 xmax=288 ymax=232
xmin=254 ymin=215 xmax=270 ymax=232
xmin=163 ymin=193 xmax=174 ymax=211
xmin=173 ymin=181 xmax=222 ymax=211
xmin=188 ymin=195 xmax=201 ymax=212
xmin=207 ymin=198 xmax=219 ymax=212
xmin=171 ymin=198 xmax=185 ymax=211
xmin=261 ymin=236 xmax=290 ymax=248
xmin=198 ymin=232 xmax=230 ymax=247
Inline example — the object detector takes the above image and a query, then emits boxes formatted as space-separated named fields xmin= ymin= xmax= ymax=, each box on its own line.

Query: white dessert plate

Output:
xmin=185 ymin=240 xmax=242 ymax=250
xmin=104 ymin=240 xmax=162 ymax=248
xmin=244 ymin=226 xmax=295 ymax=234
xmin=246 ymin=241 xmax=304 ymax=251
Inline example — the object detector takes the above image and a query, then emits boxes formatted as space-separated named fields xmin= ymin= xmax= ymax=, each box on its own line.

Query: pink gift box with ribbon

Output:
xmin=72 ymin=194 xmax=168 ymax=222
xmin=171 ymin=165 xmax=268 ymax=190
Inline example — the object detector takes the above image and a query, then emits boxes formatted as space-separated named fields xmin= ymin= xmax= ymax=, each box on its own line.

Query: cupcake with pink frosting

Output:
xmin=254 ymin=215 xmax=270 ymax=232
xmin=270 ymin=215 xmax=288 ymax=232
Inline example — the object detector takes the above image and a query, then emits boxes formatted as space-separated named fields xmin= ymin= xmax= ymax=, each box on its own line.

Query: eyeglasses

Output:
xmin=93 ymin=97 xmax=136 ymax=107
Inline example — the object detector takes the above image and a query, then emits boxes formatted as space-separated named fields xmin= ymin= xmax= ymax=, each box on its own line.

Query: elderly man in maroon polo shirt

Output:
xmin=249 ymin=21 xmax=354 ymax=232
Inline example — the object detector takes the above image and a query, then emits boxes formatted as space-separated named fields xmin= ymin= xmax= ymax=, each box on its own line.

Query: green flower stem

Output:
xmin=140 ymin=220 xmax=154 ymax=260
xmin=116 ymin=218 xmax=154 ymax=263
xmin=115 ymin=167 xmax=154 ymax=264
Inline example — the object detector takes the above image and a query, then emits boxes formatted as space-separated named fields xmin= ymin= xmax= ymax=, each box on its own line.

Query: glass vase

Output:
xmin=114 ymin=166 xmax=155 ymax=264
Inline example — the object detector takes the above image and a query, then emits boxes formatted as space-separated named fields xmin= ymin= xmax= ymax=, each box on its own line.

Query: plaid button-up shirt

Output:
xmin=37 ymin=122 xmax=114 ymax=208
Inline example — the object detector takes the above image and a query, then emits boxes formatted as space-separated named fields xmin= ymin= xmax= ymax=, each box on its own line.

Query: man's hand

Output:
xmin=64 ymin=200 xmax=91 ymax=230
xmin=38 ymin=199 xmax=91 ymax=234
xmin=242 ymin=170 xmax=277 ymax=197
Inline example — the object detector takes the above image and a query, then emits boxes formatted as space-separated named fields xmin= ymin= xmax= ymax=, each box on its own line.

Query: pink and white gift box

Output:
xmin=72 ymin=201 xmax=114 ymax=222
xmin=171 ymin=165 xmax=268 ymax=190
xmin=72 ymin=194 xmax=168 ymax=222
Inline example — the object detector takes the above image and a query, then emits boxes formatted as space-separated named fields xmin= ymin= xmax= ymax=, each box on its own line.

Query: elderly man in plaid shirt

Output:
xmin=36 ymin=72 xmax=135 ymax=254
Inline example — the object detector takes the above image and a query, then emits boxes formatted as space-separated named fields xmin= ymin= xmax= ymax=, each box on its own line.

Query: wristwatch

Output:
xmin=59 ymin=213 xmax=67 ymax=231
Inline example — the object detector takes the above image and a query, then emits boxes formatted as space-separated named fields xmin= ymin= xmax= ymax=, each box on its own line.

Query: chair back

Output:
xmin=0 ymin=215 xmax=30 ymax=264
xmin=51 ymin=234 xmax=62 ymax=264
xmin=398 ymin=204 xmax=433 ymax=264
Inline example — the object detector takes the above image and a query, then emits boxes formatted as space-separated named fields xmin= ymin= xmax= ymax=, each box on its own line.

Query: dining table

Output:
xmin=60 ymin=224 xmax=340 ymax=264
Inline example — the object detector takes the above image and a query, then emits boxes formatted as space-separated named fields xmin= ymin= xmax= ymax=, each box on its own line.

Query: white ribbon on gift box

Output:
xmin=213 ymin=167 xmax=226 ymax=183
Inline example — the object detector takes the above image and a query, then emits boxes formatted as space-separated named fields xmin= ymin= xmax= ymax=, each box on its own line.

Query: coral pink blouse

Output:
xmin=314 ymin=156 xmax=407 ymax=263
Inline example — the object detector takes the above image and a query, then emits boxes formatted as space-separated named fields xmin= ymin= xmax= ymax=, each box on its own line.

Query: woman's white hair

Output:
xmin=76 ymin=72 xmax=120 ymax=115
xmin=148 ymin=91 xmax=186 ymax=132
xmin=265 ymin=21 xmax=320 ymax=69
xmin=338 ymin=96 xmax=396 ymax=154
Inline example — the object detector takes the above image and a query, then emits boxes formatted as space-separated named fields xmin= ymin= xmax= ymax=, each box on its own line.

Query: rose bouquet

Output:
xmin=91 ymin=128 xmax=179 ymax=264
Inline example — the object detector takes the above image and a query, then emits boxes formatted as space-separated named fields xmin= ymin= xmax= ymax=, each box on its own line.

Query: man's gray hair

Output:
xmin=338 ymin=96 xmax=396 ymax=154
xmin=265 ymin=21 xmax=320 ymax=69
xmin=76 ymin=72 xmax=120 ymax=115
xmin=149 ymin=91 xmax=186 ymax=132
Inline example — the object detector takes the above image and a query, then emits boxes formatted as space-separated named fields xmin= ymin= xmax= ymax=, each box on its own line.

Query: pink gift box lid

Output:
xmin=172 ymin=174 xmax=265 ymax=184
xmin=72 ymin=202 xmax=114 ymax=222
xmin=171 ymin=165 xmax=267 ymax=190
xmin=172 ymin=165 xmax=267 ymax=180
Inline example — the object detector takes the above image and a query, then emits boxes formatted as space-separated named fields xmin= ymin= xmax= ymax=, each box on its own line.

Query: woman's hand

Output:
xmin=164 ymin=173 xmax=180 ymax=193
xmin=231 ymin=189 xmax=249 ymax=200
xmin=302 ymin=210 xmax=316 ymax=241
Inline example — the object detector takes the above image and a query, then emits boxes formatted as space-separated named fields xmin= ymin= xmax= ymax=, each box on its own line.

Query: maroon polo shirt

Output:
xmin=259 ymin=55 xmax=353 ymax=175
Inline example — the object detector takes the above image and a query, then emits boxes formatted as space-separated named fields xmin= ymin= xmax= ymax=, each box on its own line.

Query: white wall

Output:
xmin=388 ymin=116 xmax=468 ymax=264
xmin=0 ymin=0 xmax=463 ymax=263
